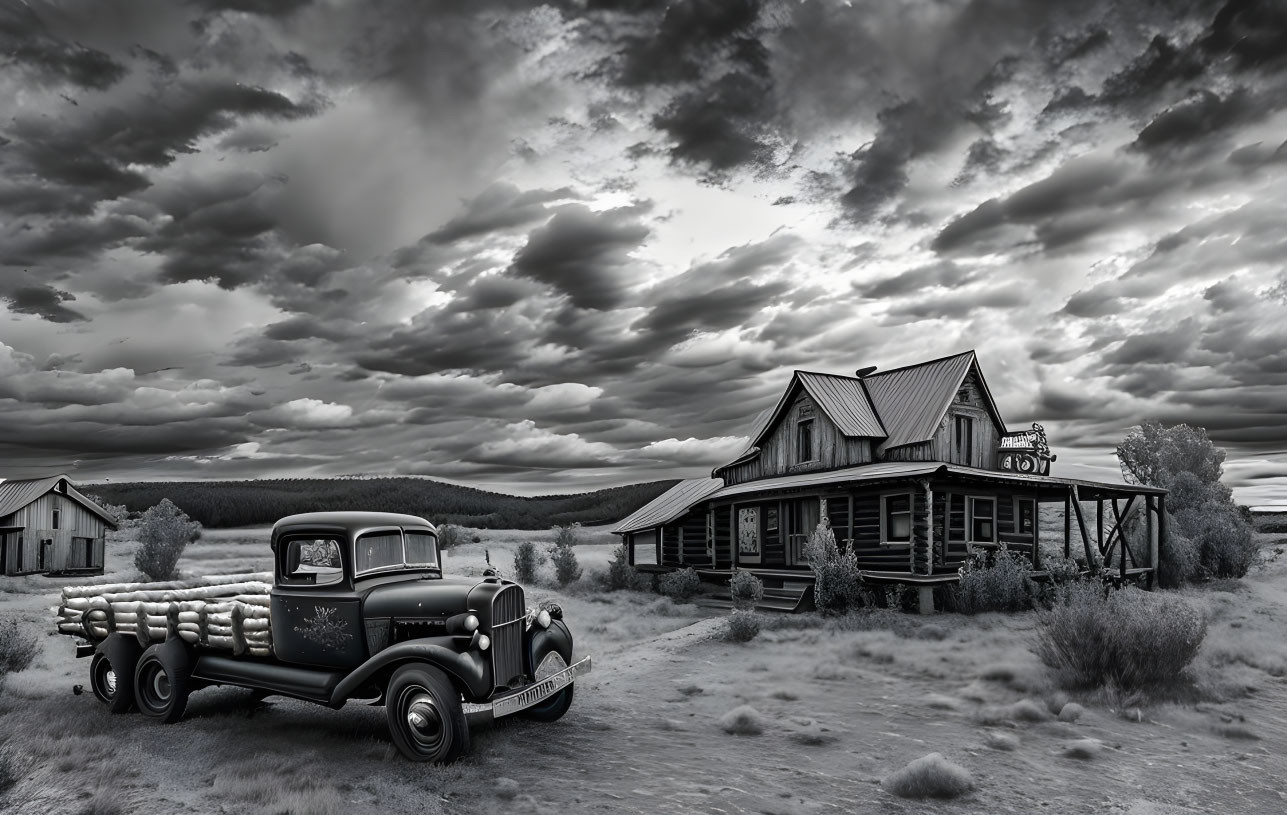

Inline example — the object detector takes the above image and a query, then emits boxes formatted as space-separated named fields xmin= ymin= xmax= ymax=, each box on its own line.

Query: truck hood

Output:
xmin=362 ymin=576 xmax=484 ymax=620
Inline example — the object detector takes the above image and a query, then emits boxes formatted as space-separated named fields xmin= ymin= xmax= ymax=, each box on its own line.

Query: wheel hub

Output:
xmin=151 ymin=668 xmax=171 ymax=702
xmin=405 ymin=693 xmax=443 ymax=747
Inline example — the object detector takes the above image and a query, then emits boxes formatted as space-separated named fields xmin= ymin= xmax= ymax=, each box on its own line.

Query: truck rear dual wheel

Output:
xmin=387 ymin=664 xmax=469 ymax=763
xmin=134 ymin=641 xmax=192 ymax=724
xmin=90 ymin=634 xmax=142 ymax=714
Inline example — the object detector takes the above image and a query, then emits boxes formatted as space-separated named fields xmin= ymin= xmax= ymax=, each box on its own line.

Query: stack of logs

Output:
xmin=56 ymin=572 xmax=275 ymax=658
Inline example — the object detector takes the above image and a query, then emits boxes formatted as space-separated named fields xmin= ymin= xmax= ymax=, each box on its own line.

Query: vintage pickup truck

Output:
xmin=55 ymin=511 xmax=591 ymax=762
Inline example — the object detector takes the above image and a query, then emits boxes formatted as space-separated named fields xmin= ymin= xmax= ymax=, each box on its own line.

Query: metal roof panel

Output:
xmin=612 ymin=478 xmax=723 ymax=534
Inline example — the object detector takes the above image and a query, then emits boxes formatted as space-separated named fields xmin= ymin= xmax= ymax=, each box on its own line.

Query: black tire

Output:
xmin=93 ymin=634 xmax=141 ymax=714
xmin=386 ymin=664 xmax=469 ymax=763
xmin=521 ymin=649 xmax=575 ymax=722
xmin=521 ymin=683 xmax=574 ymax=723
xmin=133 ymin=640 xmax=191 ymax=723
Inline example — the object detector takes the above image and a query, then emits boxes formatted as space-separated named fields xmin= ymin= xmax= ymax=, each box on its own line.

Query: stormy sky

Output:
xmin=1 ymin=0 xmax=1285 ymax=506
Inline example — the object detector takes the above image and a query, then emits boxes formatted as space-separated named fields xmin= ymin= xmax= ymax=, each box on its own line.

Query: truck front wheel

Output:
xmin=134 ymin=641 xmax=191 ymax=723
xmin=386 ymin=664 xmax=469 ymax=763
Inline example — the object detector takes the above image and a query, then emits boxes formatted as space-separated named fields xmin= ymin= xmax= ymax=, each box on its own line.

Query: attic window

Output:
xmin=796 ymin=419 xmax=814 ymax=463
xmin=957 ymin=388 xmax=970 ymax=404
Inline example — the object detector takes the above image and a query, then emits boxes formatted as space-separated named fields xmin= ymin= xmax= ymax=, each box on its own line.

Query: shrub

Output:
xmin=658 ymin=567 xmax=702 ymax=602
xmin=1034 ymin=582 xmax=1206 ymax=691
xmin=1186 ymin=504 xmax=1259 ymax=579
xmin=1157 ymin=532 xmax=1201 ymax=588
xmin=133 ymin=498 xmax=202 ymax=581
xmin=436 ymin=524 xmax=465 ymax=551
xmin=952 ymin=547 xmax=1035 ymax=614
xmin=880 ymin=753 xmax=974 ymax=799
xmin=729 ymin=571 xmax=763 ymax=610
xmin=0 ymin=619 xmax=39 ymax=688
xmin=512 ymin=542 xmax=544 ymax=585
xmin=1041 ymin=552 xmax=1083 ymax=585
xmin=725 ymin=610 xmax=761 ymax=643
xmin=547 ymin=524 xmax=583 ymax=586
xmin=718 ymin=705 xmax=766 ymax=735
xmin=805 ymin=521 xmax=865 ymax=615
xmin=602 ymin=545 xmax=651 ymax=591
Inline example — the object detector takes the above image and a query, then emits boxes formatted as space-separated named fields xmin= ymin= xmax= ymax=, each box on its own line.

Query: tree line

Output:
xmin=89 ymin=477 xmax=679 ymax=530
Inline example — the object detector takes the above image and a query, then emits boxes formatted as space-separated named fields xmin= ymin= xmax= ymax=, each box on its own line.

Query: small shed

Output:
xmin=0 ymin=474 xmax=118 ymax=577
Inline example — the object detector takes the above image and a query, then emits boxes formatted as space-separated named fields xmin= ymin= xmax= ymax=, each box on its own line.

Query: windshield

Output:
xmin=354 ymin=529 xmax=440 ymax=576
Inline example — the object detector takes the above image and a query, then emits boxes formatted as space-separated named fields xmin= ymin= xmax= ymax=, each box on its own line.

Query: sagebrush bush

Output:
xmin=805 ymin=522 xmax=865 ymax=614
xmin=0 ymin=619 xmax=38 ymax=688
xmin=1041 ymin=552 xmax=1083 ymax=585
xmin=1157 ymin=532 xmax=1202 ymax=588
xmin=658 ymin=567 xmax=702 ymax=601
xmin=436 ymin=524 xmax=465 ymax=551
xmin=1184 ymin=504 xmax=1259 ymax=579
xmin=547 ymin=524 xmax=583 ymax=586
xmin=952 ymin=547 xmax=1035 ymax=614
xmin=880 ymin=753 xmax=974 ymax=799
xmin=512 ymin=541 xmax=544 ymax=584
xmin=729 ymin=570 xmax=764 ymax=610
xmin=725 ymin=610 xmax=761 ymax=643
xmin=1034 ymin=582 xmax=1206 ymax=691
xmin=602 ymin=545 xmax=652 ymax=591
xmin=133 ymin=498 xmax=202 ymax=581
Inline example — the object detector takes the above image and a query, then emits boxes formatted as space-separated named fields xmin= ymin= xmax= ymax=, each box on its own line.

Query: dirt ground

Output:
xmin=2 ymin=531 xmax=1286 ymax=814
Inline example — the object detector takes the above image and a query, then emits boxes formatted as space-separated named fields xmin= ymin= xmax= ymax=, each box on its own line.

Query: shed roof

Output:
xmin=0 ymin=474 xmax=120 ymax=529
xmin=612 ymin=477 xmax=723 ymax=534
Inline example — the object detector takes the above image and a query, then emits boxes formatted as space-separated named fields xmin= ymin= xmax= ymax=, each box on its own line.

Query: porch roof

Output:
xmin=612 ymin=477 xmax=724 ymax=534
xmin=706 ymin=461 xmax=1167 ymax=502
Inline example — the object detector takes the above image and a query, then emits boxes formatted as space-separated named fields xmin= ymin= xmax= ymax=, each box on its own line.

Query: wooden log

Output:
xmin=231 ymin=605 xmax=247 ymax=657
xmin=134 ymin=603 xmax=152 ymax=648
xmin=166 ymin=603 xmax=181 ymax=641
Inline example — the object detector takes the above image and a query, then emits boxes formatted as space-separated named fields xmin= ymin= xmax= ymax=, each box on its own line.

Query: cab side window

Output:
xmin=286 ymin=537 xmax=344 ymax=585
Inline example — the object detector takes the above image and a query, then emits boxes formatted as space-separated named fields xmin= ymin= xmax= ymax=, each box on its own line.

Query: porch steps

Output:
xmin=691 ymin=578 xmax=816 ymax=613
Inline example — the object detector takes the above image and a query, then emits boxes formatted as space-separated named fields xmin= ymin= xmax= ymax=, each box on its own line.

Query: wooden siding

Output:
xmin=721 ymin=391 xmax=874 ymax=486
xmin=679 ymin=511 xmax=708 ymax=566
xmin=849 ymin=490 xmax=926 ymax=571
xmin=930 ymin=483 xmax=1037 ymax=573
xmin=713 ymin=505 xmax=733 ymax=568
xmin=1 ymin=491 xmax=108 ymax=575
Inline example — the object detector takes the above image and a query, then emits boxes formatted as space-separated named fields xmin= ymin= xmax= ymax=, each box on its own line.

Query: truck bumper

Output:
xmin=462 ymin=655 xmax=591 ymax=720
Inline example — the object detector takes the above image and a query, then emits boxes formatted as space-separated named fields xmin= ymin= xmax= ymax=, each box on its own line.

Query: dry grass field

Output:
xmin=3 ymin=530 xmax=1287 ymax=814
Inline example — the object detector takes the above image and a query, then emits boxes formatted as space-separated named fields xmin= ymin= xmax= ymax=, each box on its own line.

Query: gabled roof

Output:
xmin=0 ymin=474 xmax=120 ymax=529
xmin=862 ymin=350 xmax=1005 ymax=453
xmin=744 ymin=370 xmax=887 ymax=451
xmin=612 ymin=477 xmax=723 ymax=535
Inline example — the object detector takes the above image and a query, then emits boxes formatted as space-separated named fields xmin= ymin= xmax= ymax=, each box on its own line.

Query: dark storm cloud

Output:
xmin=0 ymin=0 xmax=127 ymax=89
xmin=1132 ymin=88 xmax=1263 ymax=154
xmin=191 ymin=0 xmax=314 ymax=16
xmin=653 ymin=71 xmax=773 ymax=170
xmin=855 ymin=261 xmax=975 ymax=299
xmin=1 ymin=284 xmax=87 ymax=323
xmin=0 ymin=81 xmax=322 ymax=221
xmin=509 ymin=205 xmax=651 ymax=310
xmin=424 ymin=183 xmax=579 ymax=246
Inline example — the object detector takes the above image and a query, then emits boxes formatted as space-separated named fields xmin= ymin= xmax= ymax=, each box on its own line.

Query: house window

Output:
xmin=882 ymin=494 xmax=913 ymax=544
xmin=1016 ymin=498 xmax=1035 ymax=536
xmin=52 ymin=509 xmax=60 ymax=530
xmin=796 ymin=419 xmax=814 ymax=463
xmin=969 ymin=498 xmax=996 ymax=543
xmin=954 ymin=415 xmax=974 ymax=463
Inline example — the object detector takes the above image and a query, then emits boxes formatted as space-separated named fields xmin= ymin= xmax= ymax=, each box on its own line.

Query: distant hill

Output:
xmin=87 ymin=477 xmax=679 ymax=530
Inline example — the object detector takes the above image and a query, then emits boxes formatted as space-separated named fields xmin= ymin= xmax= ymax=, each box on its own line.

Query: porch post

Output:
xmin=1096 ymin=500 xmax=1104 ymax=558
xmin=1146 ymin=493 xmax=1156 ymax=568
xmin=1156 ymin=494 xmax=1167 ymax=581
xmin=1070 ymin=486 xmax=1096 ymax=569
xmin=1063 ymin=493 xmax=1071 ymax=560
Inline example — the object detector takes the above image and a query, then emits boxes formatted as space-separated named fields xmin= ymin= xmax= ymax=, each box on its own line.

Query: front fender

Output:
xmin=525 ymin=619 xmax=573 ymax=676
xmin=329 ymin=637 xmax=490 ymax=706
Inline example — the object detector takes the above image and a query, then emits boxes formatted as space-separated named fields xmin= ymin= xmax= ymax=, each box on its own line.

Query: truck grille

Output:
xmin=490 ymin=584 xmax=526 ymax=690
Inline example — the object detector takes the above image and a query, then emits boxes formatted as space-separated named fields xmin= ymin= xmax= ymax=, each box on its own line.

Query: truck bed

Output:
xmin=56 ymin=572 xmax=275 ymax=657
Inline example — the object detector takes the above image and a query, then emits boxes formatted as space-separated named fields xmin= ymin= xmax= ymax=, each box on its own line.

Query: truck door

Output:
xmin=271 ymin=534 xmax=365 ymax=670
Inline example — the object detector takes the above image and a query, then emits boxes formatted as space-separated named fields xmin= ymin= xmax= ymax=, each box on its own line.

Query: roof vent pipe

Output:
xmin=855 ymin=366 xmax=877 ymax=378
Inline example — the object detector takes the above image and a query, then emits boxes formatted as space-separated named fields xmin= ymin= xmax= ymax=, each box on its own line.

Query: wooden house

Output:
xmin=614 ymin=351 xmax=1168 ymax=610
xmin=0 ymin=474 xmax=118 ymax=577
